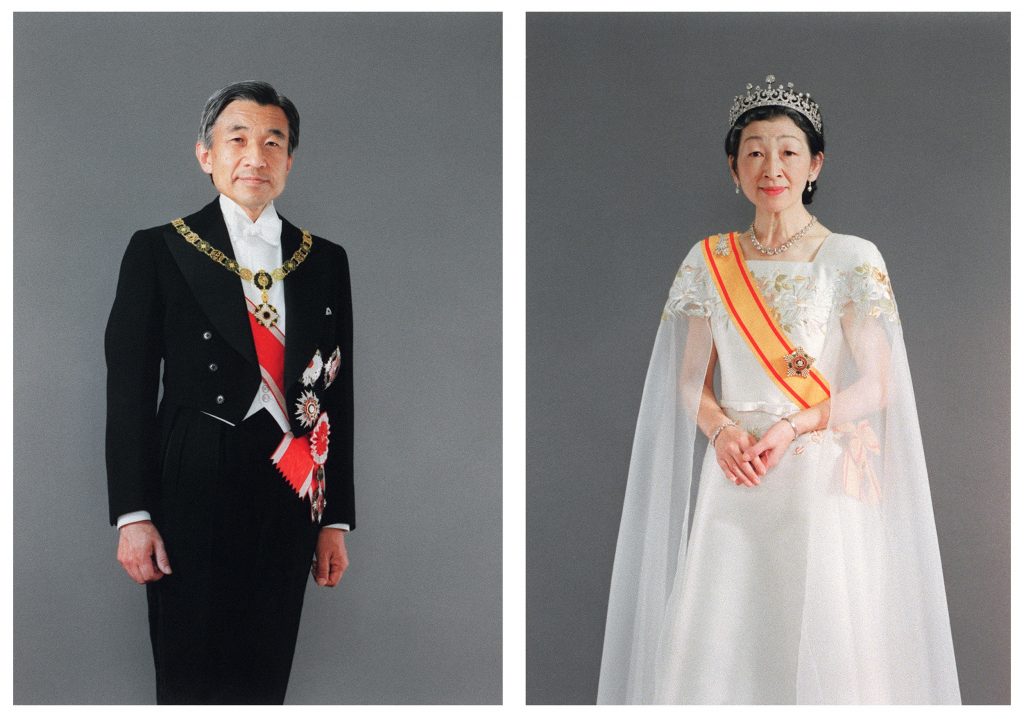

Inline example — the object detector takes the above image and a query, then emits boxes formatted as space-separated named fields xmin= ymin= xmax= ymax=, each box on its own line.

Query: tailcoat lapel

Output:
xmin=280 ymin=215 xmax=319 ymax=392
xmin=162 ymin=198 xmax=258 ymax=368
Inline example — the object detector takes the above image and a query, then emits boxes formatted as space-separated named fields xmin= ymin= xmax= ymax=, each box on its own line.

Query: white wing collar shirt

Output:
xmin=117 ymin=195 xmax=348 ymax=531
xmin=217 ymin=193 xmax=290 ymax=430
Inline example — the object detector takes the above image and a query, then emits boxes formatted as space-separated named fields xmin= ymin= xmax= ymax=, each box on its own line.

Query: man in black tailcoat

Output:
xmin=105 ymin=81 xmax=354 ymax=704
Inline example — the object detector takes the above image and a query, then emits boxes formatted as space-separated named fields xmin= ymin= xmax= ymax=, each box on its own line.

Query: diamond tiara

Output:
xmin=728 ymin=74 xmax=822 ymax=134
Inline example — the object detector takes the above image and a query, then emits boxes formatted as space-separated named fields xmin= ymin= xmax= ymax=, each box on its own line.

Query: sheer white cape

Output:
xmin=597 ymin=235 xmax=960 ymax=704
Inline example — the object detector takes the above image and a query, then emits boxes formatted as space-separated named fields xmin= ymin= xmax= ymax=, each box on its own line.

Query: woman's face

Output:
xmin=730 ymin=115 xmax=823 ymax=215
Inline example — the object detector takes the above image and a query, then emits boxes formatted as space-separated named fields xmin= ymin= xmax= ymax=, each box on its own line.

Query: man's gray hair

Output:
xmin=198 ymin=81 xmax=300 ymax=155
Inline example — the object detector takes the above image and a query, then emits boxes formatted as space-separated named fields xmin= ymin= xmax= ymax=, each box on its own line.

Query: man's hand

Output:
xmin=312 ymin=528 xmax=349 ymax=587
xmin=117 ymin=520 xmax=172 ymax=584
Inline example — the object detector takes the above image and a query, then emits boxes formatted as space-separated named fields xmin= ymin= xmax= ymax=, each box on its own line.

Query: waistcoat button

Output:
xmin=215 ymin=395 xmax=225 ymax=404
xmin=202 ymin=331 xmax=212 ymax=340
xmin=209 ymin=363 xmax=218 ymax=372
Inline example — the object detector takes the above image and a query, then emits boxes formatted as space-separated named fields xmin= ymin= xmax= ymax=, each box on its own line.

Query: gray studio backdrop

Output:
xmin=14 ymin=13 xmax=501 ymax=704
xmin=526 ymin=13 xmax=1008 ymax=705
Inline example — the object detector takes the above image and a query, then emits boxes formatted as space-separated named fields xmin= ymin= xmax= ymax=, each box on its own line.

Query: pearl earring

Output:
xmin=735 ymin=185 xmax=740 ymax=195
xmin=807 ymin=179 xmax=814 ymax=192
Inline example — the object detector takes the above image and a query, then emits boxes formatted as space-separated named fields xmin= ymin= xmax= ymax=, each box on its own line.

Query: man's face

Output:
xmin=196 ymin=100 xmax=293 ymax=219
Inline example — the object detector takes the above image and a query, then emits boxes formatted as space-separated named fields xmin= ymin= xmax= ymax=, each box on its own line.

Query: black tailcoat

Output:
xmin=105 ymin=198 xmax=354 ymax=529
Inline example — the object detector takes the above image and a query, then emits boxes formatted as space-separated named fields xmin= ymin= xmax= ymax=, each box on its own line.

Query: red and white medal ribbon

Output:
xmin=270 ymin=413 xmax=330 ymax=521
xmin=248 ymin=297 xmax=331 ymax=522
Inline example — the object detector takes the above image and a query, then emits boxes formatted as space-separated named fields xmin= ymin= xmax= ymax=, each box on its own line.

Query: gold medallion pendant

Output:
xmin=171 ymin=217 xmax=313 ymax=329
xmin=251 ymin=270 xmax=279 ymax=327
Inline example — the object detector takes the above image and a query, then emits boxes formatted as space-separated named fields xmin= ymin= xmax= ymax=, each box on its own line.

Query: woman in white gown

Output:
xmin=597 ymin=76 xmax=961 ymax=704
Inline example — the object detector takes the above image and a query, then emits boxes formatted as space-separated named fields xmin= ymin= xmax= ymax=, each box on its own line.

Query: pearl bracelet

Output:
xmin=710 ymin=420 xmax=738 ymax=447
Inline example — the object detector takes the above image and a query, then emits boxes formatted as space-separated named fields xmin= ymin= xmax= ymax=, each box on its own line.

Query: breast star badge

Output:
xmin=295 ymin=389 xmax=321 ymax=428
xmin=783 ymin=346 xmax=815 ymax=378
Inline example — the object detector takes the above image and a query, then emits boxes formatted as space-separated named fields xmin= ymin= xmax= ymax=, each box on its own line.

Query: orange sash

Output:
xmin=702 ymin=232 xmax=830 ymax=409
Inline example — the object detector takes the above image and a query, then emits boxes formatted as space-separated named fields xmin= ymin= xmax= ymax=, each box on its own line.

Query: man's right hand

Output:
xmin=117 ymin=520 xmax=172 ymax=584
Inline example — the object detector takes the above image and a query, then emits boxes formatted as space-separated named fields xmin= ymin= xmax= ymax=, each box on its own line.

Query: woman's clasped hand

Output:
xmin=714 ymin=420 xmax=796 ymax=486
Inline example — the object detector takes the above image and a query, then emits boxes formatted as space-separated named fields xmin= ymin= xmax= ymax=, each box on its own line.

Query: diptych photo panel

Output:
xmin=9 ymin=8 xmax=1012 ymax=709
xmin=13 ymin=11 xmax=501 ymax=705
xmin=526 ymin=11 xmax=1008 ymax=706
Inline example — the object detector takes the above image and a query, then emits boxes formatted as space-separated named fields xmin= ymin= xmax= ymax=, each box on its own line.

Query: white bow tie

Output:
xmin=241 ymin=219 xmax=280 ymax=247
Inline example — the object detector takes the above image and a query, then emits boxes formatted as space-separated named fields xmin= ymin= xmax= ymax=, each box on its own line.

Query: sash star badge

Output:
xmin=783 ymin=346 xmax=815 ymax=378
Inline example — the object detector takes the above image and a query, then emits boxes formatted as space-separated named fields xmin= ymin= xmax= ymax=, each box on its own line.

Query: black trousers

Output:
xmin=146 ymin=408 xmax=320 ymax=704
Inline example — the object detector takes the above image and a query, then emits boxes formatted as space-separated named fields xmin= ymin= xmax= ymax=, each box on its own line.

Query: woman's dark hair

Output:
xmin=724 ymin=106 xmax=824 ymax=205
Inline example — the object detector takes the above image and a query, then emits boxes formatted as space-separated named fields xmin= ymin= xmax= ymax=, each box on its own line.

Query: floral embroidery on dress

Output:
xmin=662 ymin=264 xmax=710 ymax=320
xmin=750 ymin=271 xmax=831 ymax=337
xmin=845 ymin=263 xmax=898 ymax=323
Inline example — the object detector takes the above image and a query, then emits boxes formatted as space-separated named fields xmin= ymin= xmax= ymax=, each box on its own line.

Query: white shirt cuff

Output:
xmin=116 ymin=511 xmax=152 ymax=529
xmin=118 ymin=511 xmax=348 ymax=532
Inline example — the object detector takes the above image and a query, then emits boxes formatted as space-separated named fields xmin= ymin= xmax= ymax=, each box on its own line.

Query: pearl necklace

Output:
xmin=748 ymin=215 xmax=817 ymax=257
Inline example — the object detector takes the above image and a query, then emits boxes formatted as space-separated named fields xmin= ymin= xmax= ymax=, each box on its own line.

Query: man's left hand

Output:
xmin=312 ymin=528 xmax=349 ymax=587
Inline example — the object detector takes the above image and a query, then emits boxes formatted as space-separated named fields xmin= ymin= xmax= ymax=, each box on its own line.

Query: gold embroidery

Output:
xmin=663 ymin=264 xmax=710 ymax=319
xmin=850 ymin=263 xmax=898 ymax=323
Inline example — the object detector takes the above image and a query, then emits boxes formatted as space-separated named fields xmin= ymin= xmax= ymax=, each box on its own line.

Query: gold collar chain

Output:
xmin=171 ymin=217 xmax=313 ymax=328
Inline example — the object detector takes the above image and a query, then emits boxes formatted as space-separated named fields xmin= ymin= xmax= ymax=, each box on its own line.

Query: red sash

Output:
xmin=246 ymin=298 xmax=327 ymax=519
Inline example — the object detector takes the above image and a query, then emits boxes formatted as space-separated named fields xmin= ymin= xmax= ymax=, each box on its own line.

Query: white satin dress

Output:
xmin=652 ymin=233 xmax=943 ymax=703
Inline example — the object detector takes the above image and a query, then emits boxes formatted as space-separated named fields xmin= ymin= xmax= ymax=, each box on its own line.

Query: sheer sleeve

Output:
xmin=842 ymin=245 xmax=899 ymax=324
xmin=598 ymin=240 xmax=713 ymax=703
xmin=662 ymin=248 xmax=711 ymax=320
xmin=828 ymin=241 xmax=899 ymax=426
xmin=793 ymin=238 xmax=961 ymax=702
